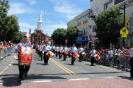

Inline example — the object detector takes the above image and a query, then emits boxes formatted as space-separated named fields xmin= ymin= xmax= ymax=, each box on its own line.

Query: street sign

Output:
xmin=120 ymin=27 xmax=128 ymax=38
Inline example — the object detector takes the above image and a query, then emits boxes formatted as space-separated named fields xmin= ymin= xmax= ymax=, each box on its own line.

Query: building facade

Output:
xmin=31 ymin=11 xmax=50 ymax=45
xmin=67 ymin=9 xmax=96 ymax=47
xmin=90 ymin=0 xmax=133 ymax=47
xmin=90 ymin=0 xmax=114 ymax=16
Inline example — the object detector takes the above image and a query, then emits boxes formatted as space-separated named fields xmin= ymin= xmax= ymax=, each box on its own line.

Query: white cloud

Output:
xmin=45 ymin=23 xmax=67 ymax=36
xmin=19 ymin=22 xmax=36 ymax=33
xmin=79 ymin=0 xmax=89 ymax=2
xmin=50 ymin=0 xmax=82 ymax=20
xmin=8 ymin=3 xmax=34 ymax=15
xmin=25 ymin=0 xmax=37 ymax=5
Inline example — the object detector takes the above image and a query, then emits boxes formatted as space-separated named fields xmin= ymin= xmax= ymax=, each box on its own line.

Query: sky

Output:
xmin=8 ymin=0 xmax=90 ymax=36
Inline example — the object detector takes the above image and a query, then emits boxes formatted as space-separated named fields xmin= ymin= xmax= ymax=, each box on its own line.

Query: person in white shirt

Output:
xmin=128 ymin=45 xmax=133 ymax=78
xmin=59 ymin=46 xmax=63 ymax=59
xmin=55 ymin=46 xmax=59 ymax=57
xmin=39 ymin=44 xmax=43 ymax=60
xmin=71 ymin=44 xmax=78 ymax=65
xmin=78 ymin=46 xmax=84 ymax=62
xmin=42 ymin=43 xmax=51 ymax=65
xmin=63 ymin=45 xmax=69 ymax=61
xmin=90 ymin=47 xmax=96 ymax=66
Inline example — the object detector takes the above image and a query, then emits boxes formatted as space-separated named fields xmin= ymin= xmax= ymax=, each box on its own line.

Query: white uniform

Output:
xmin=128 ymin=48 xmax=133 ymax=57
xmin=71 ymin=47 xmax=78 ymax=53
xmin=90 ymin=49 xmax=96 ymax=57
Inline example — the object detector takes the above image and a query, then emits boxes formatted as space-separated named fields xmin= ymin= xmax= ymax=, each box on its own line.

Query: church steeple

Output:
xmin=37 ymin=10 xmax=43 ymax=31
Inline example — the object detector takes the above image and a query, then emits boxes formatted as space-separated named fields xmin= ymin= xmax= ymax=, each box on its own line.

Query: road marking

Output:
xmin=13 ymin=54 xmax=18 ymax=60
xmin=50 ymin=59 xmax=72 ymax=75
xmin=51 ymin=59 xmax=75 ymax=74
xmin=0 ymin=60 xmax=14 ymax=75
xmin=32 ymin=80 xmax=52 ymax=83
xmin=68 ymin=78 xmax=90 ymax=81
xmin=103 ymin=76 xmax=119 ymax=79
xmin=99 ymin=65 xmax=121 ymax=72
xmin=50 ymin=59 xmax=74 ymax=75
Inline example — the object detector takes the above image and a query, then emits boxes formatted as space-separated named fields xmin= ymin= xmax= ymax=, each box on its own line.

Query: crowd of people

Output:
xmin=35 ymin=44 xmax=83 ymax=65
xmin=0 ymin=41 xmax=14 ymax=59
xmin=14 ymin=35 xmax=133 ymax=83
xmin=34 ymin=44 xmax=130 ymax=67
xmin=0 ymin=41 xmax=13 ymax=49
xmin=35 ymin=43 xmax=133 ymax=79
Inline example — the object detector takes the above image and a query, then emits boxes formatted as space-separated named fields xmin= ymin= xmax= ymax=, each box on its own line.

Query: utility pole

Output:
xmin=123 ymin=3 xmax=126 ymax=47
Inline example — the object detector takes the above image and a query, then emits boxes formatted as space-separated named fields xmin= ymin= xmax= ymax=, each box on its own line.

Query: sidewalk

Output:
xmin=0 ymin=77 xmax=132 ymax=88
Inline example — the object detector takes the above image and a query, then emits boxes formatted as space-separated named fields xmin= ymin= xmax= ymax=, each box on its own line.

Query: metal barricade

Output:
xmin=97 ymin=53 xmax=130 ymax=72
xmin=0 ymin=46 xmax=15 ymax=60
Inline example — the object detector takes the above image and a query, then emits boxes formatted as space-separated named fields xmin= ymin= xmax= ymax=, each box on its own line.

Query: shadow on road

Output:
xmin=118 ymin=76 xmax=133 ymax=81
xmin=27 ymin=74 xmax=66 ymax=80
xmin=36 ymin=63 xmax=45 ymax=65
xmin=1 ymin=74 xmax=66 ymax=87
xmin=12 ymin=63 xmax=18 ymax=65
xmin=2 ymin=76 xmax=21 ymax=87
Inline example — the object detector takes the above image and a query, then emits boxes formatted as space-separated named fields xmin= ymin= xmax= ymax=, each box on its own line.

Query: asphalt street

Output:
xmin=0 ymin=50 xmax=131 ymax=88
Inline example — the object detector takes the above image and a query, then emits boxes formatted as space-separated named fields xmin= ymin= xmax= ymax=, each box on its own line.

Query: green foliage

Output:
xmin=6 ymin=15 xmax=19 ymax=41
xmin=95 ymin=5 xmax=123 ymax=47
xmin=0 ymin=0 xmax=20 ymax=43
xmin=52 ymin=28 xmax=67 ymax=45
xmin=67 ymin=25 xmax=78 ymax=46
xmin=0 ymin=0 xmax=9 ymax=18
xmin=51 ymin=26 xmax=78 ymax=46
xmin=14 ymin=31 xmax=23 ymax=43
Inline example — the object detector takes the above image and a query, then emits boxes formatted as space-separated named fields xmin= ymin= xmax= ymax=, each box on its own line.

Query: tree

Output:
xmin=6 ymin=15 xmax=19 ymax=42
xmin=0 ymin=0 xmax=9 ymax=17
xmin=95 ymin=5 xmax=123 ymax=48
xmin=0 ymin=0 xmax=9 ymax=41
xmin=13 ymin=31 xmax=23 ymax=43
xmin=0 ymin=0 xmax=20 ymax=42
xmin=67 ymin=25 xmax=78 ymax=46
xmin=51 ymin=28 xmax=66 ymax=45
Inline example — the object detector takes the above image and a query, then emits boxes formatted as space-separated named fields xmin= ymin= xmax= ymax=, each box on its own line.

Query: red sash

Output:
xmin=73 ymin=52 xmax=79 ymax=59
xmin=18 ymin=46 xmax=32 ymax=65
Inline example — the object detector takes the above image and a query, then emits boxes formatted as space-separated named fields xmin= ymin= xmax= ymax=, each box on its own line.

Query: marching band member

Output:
xmin=71 ymin=44 xmax=78 ymax=65
xmin=63 ymin=45 xmax=69 ymax=61
xmin=42 ymin=42 xmax=51 ymax=65
xmin=90 ymin=47 xmax=96 ymax=66
xmin=16 ymin=35 xmax=32 ymax=82
xmin=78 ymin=46 xmax=85 ymax=62
xmin=59 ymin=45 xmax=63 ymax=59
xmin=39 ymin=44 xmax=43 ymax=60
xmin=128 ymin=45 xmax=133 ymax=78
xmin=55 ymin=46 xmax=59 ymax=58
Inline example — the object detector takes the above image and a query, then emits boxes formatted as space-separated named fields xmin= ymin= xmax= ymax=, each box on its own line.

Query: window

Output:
xmin=92 ymin=26 xmax=96 ymax=32
xmin=104 ymin=0 xmax=113 ymax=10
xmin=109 ymin=0 xmax=113 ymax=3
xmin=114 ymin=0 xmax=124 ymax=5
xmin=104 ymin=3 xmax=108 ymax=10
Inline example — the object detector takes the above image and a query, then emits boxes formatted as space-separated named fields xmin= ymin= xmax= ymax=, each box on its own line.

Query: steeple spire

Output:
xmin=37 ymin=10 xmax=43 ymax=31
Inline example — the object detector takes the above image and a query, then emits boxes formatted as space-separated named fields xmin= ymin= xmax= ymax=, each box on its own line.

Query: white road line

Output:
xmin=68 ymin=78 xmax=90 ymax=81
xmin=99 ymin=65 xmax=121 ymax=71
xmin=0 ymin=61 xmax=14 ymax=75
xmin=103 ymin=76 xmax=119 ymax=79
xmin=32 ymin=80 xmax=52 ymax=83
